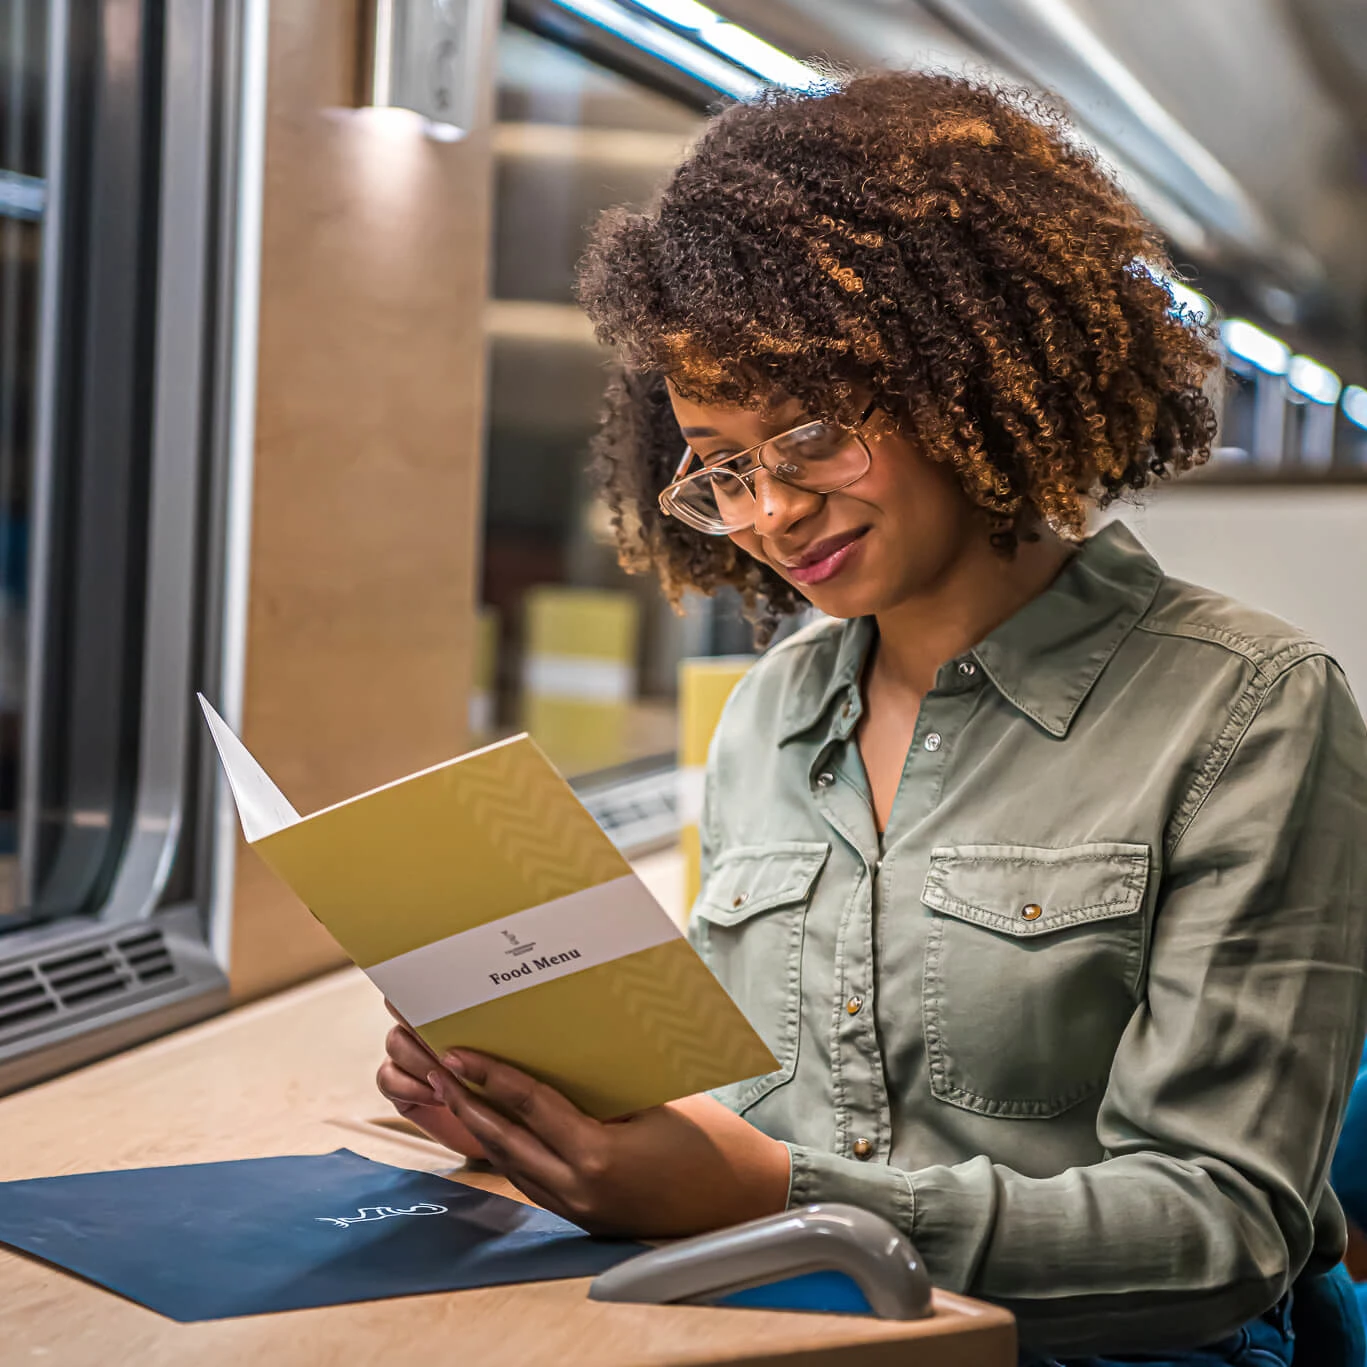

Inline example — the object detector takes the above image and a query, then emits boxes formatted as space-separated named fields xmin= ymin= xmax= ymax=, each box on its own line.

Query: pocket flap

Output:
xmin=695 ymin=841 xmax=830 ymax=927
xmin=921 ymin=842 xmax=1149 ymax=938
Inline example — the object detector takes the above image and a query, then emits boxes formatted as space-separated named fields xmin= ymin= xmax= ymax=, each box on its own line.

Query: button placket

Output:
xmin=808 ymin=732 xmax=887 ymax=1160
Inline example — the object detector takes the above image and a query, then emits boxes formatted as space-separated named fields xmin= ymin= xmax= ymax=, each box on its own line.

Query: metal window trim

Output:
xmin=98 ymin=0 xmax=217 ymax=926
xmin=503 ymin=0 xmax=733 ymax=113
xmin=204 ymin=0 xmax=269 ymax=969
xmin=18 ymin=0 xmax=70 ymax=906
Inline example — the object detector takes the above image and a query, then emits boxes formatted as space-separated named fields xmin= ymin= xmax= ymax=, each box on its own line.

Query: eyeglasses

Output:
xmin=658 ymin=403 xmax=875 ymax=536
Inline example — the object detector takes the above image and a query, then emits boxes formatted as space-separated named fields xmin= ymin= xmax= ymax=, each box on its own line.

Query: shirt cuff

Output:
xmin=785 ymin=1145 xmax=999 ymax=1294
xmin=784 ymin=1143 xmax=917 ymax=1238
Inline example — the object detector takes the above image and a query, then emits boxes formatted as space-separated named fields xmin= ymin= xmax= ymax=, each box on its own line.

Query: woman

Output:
xmin=378 ymin=72 xmax=1367 ymax=1363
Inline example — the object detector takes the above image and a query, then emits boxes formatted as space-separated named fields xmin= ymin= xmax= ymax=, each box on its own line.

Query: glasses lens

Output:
xmin=765 ymin=422 xmax=867 ymax=491
xmin=670 ymin=462 xmax=753 ymax=532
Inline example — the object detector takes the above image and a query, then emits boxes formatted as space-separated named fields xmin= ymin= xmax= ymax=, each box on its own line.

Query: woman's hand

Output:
xmin=424 ymin=1049 xmax=791 ymax=1238
xmin=375 ymin=1004 xmax=487 ymax=1160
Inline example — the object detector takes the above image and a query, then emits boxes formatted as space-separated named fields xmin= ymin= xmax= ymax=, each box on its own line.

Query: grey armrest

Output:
xmin=588 ymin=1203 xmax=933 ymax=1320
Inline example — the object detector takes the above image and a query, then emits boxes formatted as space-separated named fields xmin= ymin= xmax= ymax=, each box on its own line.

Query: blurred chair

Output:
xmin=469 ymin=606 xmax=499 ymax=742
xmin=677 ymin=656 xmax=752 ymax=917
xmin=521 ymin=586 xmax=638 ymax=776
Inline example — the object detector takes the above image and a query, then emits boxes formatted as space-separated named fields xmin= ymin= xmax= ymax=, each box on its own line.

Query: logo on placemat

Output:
xmin=502 ymin=928 xmax=538 ymax=957
xmin=314 ymin=1203 xmax=447 ymax=1228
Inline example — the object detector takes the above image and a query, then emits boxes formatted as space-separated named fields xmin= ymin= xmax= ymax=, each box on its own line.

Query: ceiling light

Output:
xmin=1343 ymin=385 xmax=1367 ymax=432
xmin=1168 ymin=281 xmax=1211 ymax=326
xmin=700 ymin=22 xmax=826 ymax=90
xmin=551 ymin=0 xmax=763 ymax=99
xmin=1286 ymin=355 xmax=1341 ymax=406
xmin=1221 ymin=318 xmax=1290 ymax=376
xmin=631 ymin=0 xmax=719 ymax=29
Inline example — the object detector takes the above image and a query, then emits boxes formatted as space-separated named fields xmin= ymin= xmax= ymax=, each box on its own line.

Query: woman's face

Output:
xmin=666 ymin=385 xmax=984 ymax=619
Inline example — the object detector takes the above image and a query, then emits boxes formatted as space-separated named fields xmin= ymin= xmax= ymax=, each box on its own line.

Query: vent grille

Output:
xmin=41 ymin=946 xmax=129 ymax=1009
xmin=0 ymin=927 xmax=184 ymax=1042
xmin=0 ymin=965 xmax=57 ymax=1031
xmin=116 ymin=929 xmax=176 ymax=984
xmin=579 ymin=767 xmax=678 ymax=855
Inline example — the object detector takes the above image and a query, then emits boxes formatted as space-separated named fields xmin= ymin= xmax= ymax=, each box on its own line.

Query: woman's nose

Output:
xmin=749 ymin=469 xmax=824 ymax=536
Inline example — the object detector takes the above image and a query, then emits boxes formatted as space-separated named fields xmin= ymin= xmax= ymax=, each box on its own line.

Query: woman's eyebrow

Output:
xmin=680 ymin=426 xmax=720 ymax=438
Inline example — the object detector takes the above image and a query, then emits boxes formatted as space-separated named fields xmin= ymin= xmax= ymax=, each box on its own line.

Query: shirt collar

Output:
xmin=779 ymin=521 xmax=1163 ymax=743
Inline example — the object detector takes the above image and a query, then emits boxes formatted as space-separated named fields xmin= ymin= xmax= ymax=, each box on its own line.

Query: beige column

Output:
xmin=229 ymin=0 xmax=494 ymax=1000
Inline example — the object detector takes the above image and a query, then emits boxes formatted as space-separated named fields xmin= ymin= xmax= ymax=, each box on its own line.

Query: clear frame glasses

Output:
xmin=658 ymin=404 xmax=875 ymax=535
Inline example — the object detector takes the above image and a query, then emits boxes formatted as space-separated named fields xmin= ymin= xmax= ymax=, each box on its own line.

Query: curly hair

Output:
xmin=577 ymin=69 xmax=1220 ymax=642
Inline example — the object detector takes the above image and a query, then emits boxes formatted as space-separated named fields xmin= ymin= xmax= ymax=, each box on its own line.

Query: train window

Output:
xmin=0 ymin=0 xmax=233 ymax=1092
xmin=0 ymin=4 xmax=46 ymax=920
xmin=480 ymin=22 xmax=763 ymax=782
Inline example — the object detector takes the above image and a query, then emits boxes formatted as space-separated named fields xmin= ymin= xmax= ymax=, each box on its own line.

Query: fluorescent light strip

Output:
xmin=1168 ymin=281 xmax=1211 ymax=326
xmin=554 ymin=0 xmax=822 ymax=96
xmin=1287 ymin=355 xmax=1341 ymax=406
xmin=703 ymin=22 xmax=826 ymax=91
xmin=1221 ymin=318 xmax=1290 ymax=376
xmin=551 ymin=0 xmax=764 ymax=99
xmin=1139 ymin=262 xmax=1213 ymax=327
xmin=633 ymin=0 xmax=718 ymax=27
xmin=1343 ymin=385 xmax=1367 ymax=432
xmin=372 ymin=0 xmax=394 ymax=107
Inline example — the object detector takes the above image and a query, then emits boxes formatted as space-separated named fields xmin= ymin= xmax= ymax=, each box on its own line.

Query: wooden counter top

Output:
xmin=0 ymin=968 xmax=1015 ymax=1366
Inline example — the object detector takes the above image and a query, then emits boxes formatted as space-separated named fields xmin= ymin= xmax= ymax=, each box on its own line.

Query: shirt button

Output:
xmin=923 ymin=733 xmax=942 ymax=752
xmin=1021 ymin=903 xmax=1044 ymax=921
xmin=815 ymin=771 xmax=835 ymax=788
xmin=846 ymin=995 xmax=863 ymax=1015
xmin=957 ymin=660 xmax=977 ymax=677
xmin=852 ymin=1137 xmax=873 ymax=1159
xmin=841 ymin=698 xmax=853 ymax=718
xmin=732 ymin=893 xmax=748 ymax=909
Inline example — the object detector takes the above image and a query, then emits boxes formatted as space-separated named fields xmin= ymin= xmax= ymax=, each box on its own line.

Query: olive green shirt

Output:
xmin=689 ymin=522 xmax=1367 ymax=1356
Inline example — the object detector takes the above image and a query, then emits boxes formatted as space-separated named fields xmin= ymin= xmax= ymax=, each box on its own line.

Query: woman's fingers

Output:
xmin=429 ymin=1070 xmax=580 ymax=1196
xmin=383 ymin=1000 xmax=438 ymax=1058
xmin=376 ymin=1058 xmax=439 ymax=1107
xmin=440 ymin=1050 xmax=596 ymax=1164
xmin=497 ymin=1169 xmax=579 ymax=1226
xmin=385 ymin=1022 xmax=442 ymax=1079
xmin=379 ymin=1023 xmax=457 ymax=1108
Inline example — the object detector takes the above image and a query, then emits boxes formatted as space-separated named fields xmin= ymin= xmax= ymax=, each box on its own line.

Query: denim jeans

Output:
xmin=1020 ymin=1294 xmax=1294 ymax=1367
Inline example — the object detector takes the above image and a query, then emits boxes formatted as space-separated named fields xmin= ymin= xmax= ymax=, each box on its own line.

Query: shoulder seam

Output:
xmin=1134 ymin=617 xmax=1324 ymax=677
xmin=1165 ymin=651 xmax=1329 ymax=859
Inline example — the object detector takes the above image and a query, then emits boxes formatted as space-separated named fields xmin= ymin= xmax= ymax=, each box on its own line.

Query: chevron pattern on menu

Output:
xmin=602 ymin=941 xmax=778 ymax=1097
xmin=452 ymin=737 xmax=629 ymax=904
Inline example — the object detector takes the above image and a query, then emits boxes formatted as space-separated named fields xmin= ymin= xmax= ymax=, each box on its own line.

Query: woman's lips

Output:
xmin=781 ymin=528 xmax=869 ymax=586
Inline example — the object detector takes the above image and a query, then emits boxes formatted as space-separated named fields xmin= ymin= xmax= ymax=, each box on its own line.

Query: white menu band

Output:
xmin=365 ymin=873 xmax=680 ymax=1027
xmin=522 ymin=655 xmax=633 ymax=703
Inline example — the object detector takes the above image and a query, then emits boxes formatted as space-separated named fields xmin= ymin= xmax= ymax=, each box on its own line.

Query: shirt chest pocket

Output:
xmin=920 ymin=842 xmax=1150 ymax=1120
xmin=690 ymin=841 xmax=830 ymax=1114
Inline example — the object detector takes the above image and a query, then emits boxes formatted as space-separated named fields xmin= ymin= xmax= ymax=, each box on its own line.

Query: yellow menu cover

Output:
xmin=198 ymin=697 xmax=776 ymax=1119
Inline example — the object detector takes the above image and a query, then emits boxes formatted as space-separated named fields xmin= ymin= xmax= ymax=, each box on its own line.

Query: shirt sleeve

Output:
xmin=784 ymin=652 xmax=1367 ymax=1356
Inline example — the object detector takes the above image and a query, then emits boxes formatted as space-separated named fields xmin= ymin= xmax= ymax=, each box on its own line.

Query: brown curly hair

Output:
xmin=577 ymin=69 xmax=1220 ymax=641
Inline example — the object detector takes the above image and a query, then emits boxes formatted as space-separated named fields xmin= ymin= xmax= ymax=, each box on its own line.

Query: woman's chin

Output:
xmin=797 ymin=581 xmax=884 ymax=621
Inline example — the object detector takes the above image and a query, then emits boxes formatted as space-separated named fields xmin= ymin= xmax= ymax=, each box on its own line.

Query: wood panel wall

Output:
xmin=229 ymin=0 xmax=494 ymax=1000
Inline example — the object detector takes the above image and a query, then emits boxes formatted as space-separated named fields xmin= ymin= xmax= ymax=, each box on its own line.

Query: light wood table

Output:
xmin=0 ymin=969 xmax=1016 ymax=1366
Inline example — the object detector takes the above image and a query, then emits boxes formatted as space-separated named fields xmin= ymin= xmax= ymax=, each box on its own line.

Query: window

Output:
xmin=0 ymin=0 xmax=246 ymax=1093
xmin=480 ymin=22 xmax=765 ymax=785
xmin=0 ymin=2 xmax=47 ymax=921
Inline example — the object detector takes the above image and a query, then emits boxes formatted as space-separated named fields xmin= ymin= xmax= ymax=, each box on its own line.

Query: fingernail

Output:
xmin=427 ymin=1070 xmax=446 ymax=1097
xmin=441 ymin=1052 xmax=466 ymax=1078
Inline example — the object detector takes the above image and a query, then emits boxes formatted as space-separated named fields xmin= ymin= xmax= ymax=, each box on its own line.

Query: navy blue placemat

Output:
xmin=0 ymin=1148 xmax=643 ymax=1321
